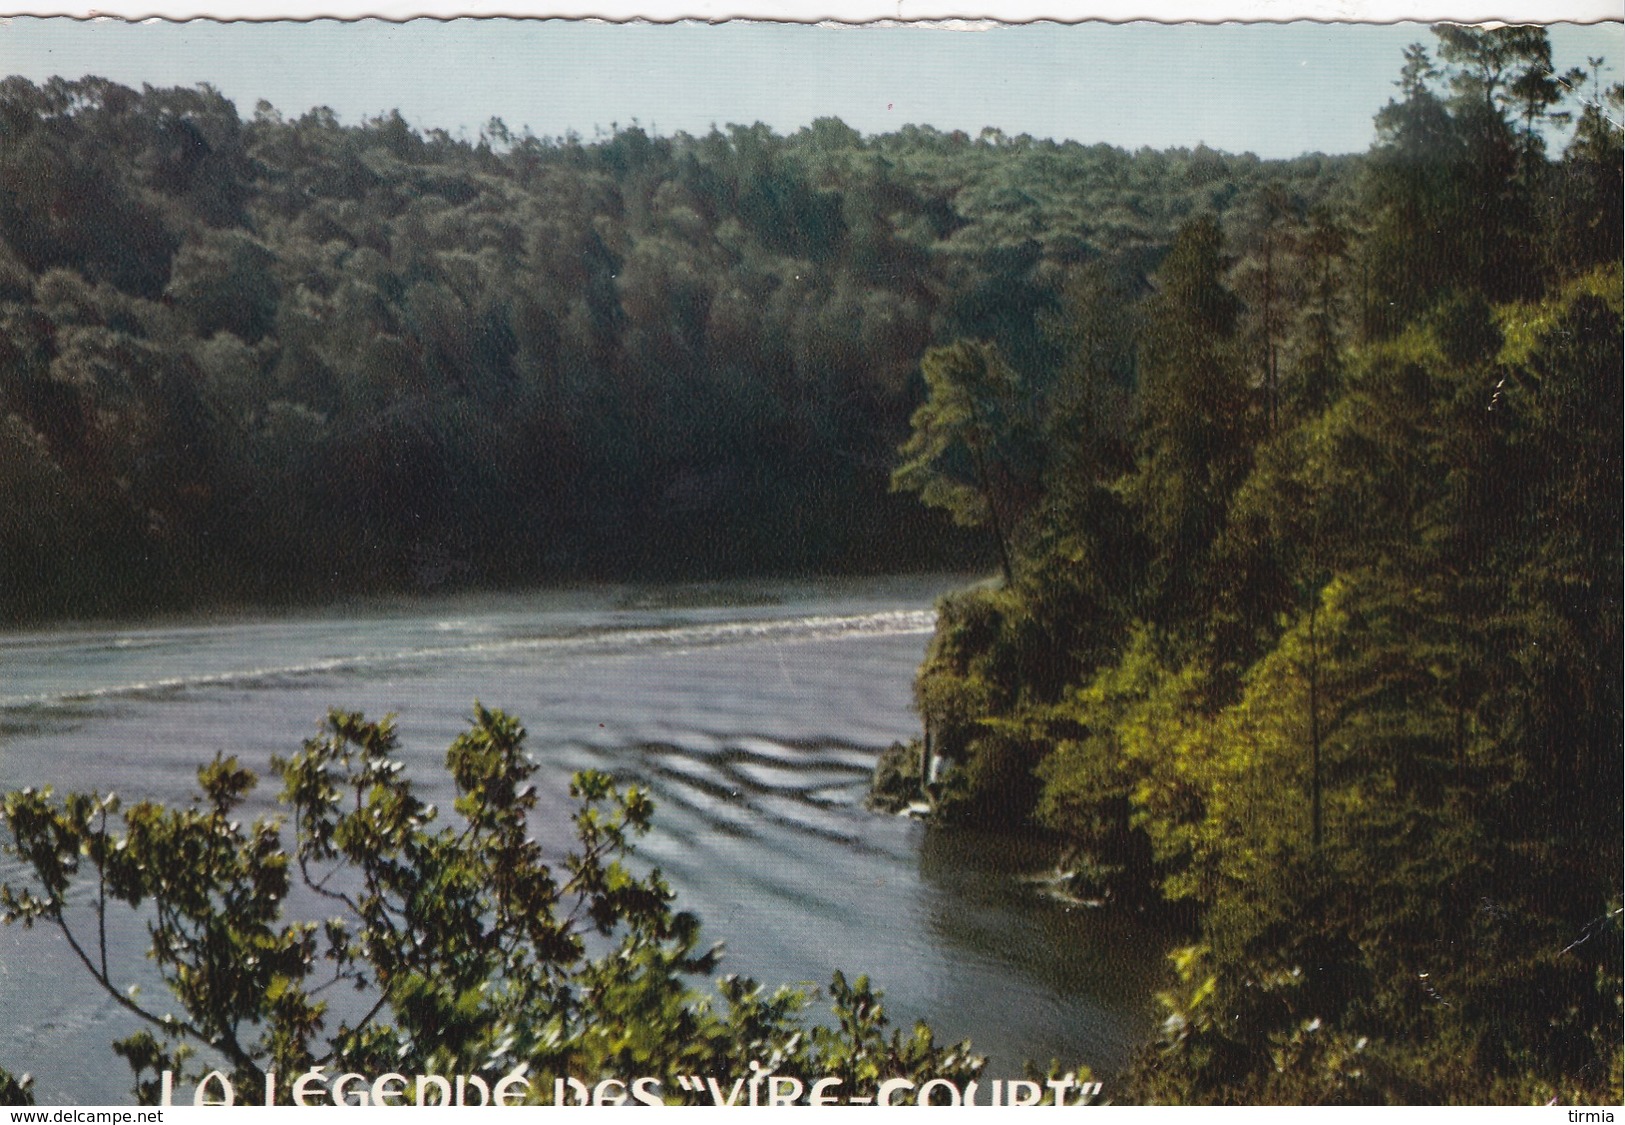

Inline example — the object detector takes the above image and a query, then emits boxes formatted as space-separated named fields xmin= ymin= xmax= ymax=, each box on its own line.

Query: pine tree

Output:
xmin=1130 ymin=215 xmax=1251 ymax=635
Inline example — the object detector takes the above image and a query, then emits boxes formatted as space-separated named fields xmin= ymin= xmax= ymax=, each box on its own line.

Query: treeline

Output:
xmin=0 ymin=75 xmax=1352 ymax=622
xmin=899 ymin=27 xmax=1622 ymax=1102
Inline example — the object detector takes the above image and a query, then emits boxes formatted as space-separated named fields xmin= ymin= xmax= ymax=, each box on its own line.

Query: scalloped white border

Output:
xmin=1 ymin=1 xmax=1620 ymax=23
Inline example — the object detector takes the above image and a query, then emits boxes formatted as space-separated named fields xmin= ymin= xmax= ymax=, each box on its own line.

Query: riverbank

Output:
xmin=0 ymin=577 xmax=1166 ymax=1103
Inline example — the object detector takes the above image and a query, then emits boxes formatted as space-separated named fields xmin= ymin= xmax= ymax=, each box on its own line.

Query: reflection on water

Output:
xmin=916 ymin=827 xmax=1169 ymax=1074
xmin=0 ymin=576 xmax=1167 ymax=1103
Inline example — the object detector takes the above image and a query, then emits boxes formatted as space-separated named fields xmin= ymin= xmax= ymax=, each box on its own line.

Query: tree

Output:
xmin=1426 ymin=24 xmax=1557 ymax=298
xmin=1559 ymin=65 xmax=1624 ymax=270
xmin=1234 ymin=182 xmax=1299 ymax=434
xmin=1431 ymin=23 xmax=1570 ymax=172
xmin=1130 ymin=214 xmax=1251 ymax=634
xmin=1038 ymin=255 xmax=1141 ymax=495
xmin=1361 ymin=43 xmax=1465 ymax=333
xmin=1293 ymin=207 xmax=1348 ymax=415
xmin=891 ymin=339 xmax=1037 ymax=585
xmin=2 ymin=707 xmax=984 ymax=1104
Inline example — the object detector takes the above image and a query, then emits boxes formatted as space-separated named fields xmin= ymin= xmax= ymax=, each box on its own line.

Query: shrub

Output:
xmin=1 ymin=706 xmax=983 ymax=1105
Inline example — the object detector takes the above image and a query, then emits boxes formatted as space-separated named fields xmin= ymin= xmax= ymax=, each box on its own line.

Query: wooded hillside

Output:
xmin=898 ymin=25 xmax=1622 ymax=1104
xmin=0 ymin=75 xmax=1351 ymax=621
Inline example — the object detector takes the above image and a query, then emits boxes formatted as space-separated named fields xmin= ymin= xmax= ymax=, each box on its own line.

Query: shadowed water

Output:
xmin=0 ymin=576 xmax=1166 ymax=1104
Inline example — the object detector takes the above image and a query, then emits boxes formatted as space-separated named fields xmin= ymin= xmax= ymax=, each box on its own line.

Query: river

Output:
xmin=0 ymin=575 xmax=1166 ymax=1104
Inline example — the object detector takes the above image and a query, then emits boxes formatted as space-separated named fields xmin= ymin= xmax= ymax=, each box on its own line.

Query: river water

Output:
xmin=0 ymin=576 xmax=1165 ymax=1104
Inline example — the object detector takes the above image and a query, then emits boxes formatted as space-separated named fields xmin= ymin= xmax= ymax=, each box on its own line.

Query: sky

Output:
xmin=0 ymin=17 xmax=1619 ymax=158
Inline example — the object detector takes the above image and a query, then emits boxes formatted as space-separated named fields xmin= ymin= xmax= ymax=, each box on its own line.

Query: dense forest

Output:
xmin=0 ymin=64 xmax=1356 ymax=621
xmin=895 ymin=24 xmax=1623 ymax=1104
xmin=0 ymin=20 xmax=1619 ymax=1107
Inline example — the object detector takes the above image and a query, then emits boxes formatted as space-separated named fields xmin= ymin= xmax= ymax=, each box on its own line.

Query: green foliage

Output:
xmin=1130 ymin=214 xmax=1255 ymax=639
xmin=892 ymin=339 xmax=1037 ymax=584
xmin=866 ymin=740 xmax=925 ymax=814
xmin=890 ymin=24 xmax=1622 ymax=1103
xmin=1557 ymin=69 xmax=1624 ymax=269
xmin=1429 ymin=288 xmax=1503 ymax=368
xmin=0 ymin=76 xmax=1359 ymax=623
xmin=1 ymin=706 xmax=984 ymax=1104
xmin=5 ymin=23 xmax=1619 ymax=1105
xmin=1032 ymin=628 xmax=1191 ymax=897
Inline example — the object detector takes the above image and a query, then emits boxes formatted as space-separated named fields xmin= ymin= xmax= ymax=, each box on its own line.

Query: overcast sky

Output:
xmin=0 ymin=17 xmax=1619 ymax=158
